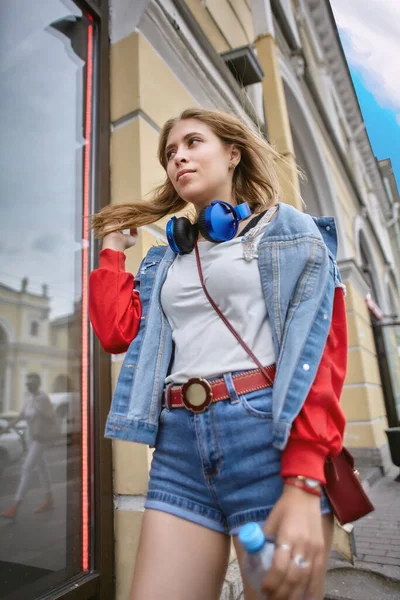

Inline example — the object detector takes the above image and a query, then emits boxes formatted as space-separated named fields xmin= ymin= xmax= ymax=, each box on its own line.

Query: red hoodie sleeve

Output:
xmin=281 ymin=287 xmax=348 ymax=485
xmin=89 ymin=249 xmax=142 ymax=354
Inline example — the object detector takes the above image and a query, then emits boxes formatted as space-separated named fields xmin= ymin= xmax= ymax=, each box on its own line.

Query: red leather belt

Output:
xmin=162 ymin=364 xmax=276 ymax=414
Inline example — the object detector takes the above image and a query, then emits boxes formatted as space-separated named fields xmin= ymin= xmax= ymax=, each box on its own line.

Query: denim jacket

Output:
xmin=104 ymin=202 xmax=344 ymax=450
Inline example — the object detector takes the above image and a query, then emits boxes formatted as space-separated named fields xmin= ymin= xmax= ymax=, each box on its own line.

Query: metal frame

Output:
xmin=50 ymin=2 xmax=114 ymax=596
xmin=52 ymin=0 xmax=114 ymax=597
xmin=86 ymin=0 xmax=114 ymax=598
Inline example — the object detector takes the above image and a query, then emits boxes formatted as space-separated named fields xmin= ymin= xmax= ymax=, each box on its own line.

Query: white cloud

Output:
xmin=0 ymin=0 xmax=87 ymax=319
xmin=330 ymin=0 xmax=400 ymax=122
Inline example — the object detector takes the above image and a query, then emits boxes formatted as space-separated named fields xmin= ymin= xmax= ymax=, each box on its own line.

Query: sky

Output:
xmin=330 ymin=0 xmax=400 ymax=190
xmin=0 ymin=0 xmax=85 ymax=319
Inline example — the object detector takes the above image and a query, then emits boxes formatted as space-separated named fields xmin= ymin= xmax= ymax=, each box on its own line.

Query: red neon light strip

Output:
xmin=81 ymin=22 xmax=93 ymax=572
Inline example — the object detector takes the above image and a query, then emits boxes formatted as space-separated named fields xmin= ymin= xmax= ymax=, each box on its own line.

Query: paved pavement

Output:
xmin=0 ymin=442 xmax=79 ymax=598
xmin=222 ymin=466 xmax=400 ymax=600
xmin=325 ymin=465 xmax=400 ymax=600
xmin=3 ymin=444 xmax=399 ymax=600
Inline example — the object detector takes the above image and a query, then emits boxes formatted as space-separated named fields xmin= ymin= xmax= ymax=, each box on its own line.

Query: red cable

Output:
xmin=81 ymin=21 xmax=93 ymax=572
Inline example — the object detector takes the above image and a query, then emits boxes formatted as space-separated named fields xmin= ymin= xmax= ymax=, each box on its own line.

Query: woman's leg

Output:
xmin=35 ymin=443 xmax=51 ymax=491
xmin=130 ymin=509 xmax=231 ymax=600
xmin=34 ymin=443 xmax=54 ymax=512
xmin=232 ymin=514 xmax=334 ymax=600
xmin=15 ymin=440 xmax=45 ymax=502
xmin=2 ymin=441 xmax=43 ymax=518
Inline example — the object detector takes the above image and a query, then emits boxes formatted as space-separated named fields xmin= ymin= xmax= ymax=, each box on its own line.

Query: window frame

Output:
xmin=60 ymin=0 xmax=114 ymax=598
xmin=81 ymin=1 xmax=114 ymax=599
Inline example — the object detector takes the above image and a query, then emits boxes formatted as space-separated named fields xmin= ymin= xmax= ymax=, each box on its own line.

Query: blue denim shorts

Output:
xmin=145 ymin=372 xmax=331 ymax=535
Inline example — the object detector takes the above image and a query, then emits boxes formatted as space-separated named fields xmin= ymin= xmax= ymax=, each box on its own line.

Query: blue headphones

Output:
xmin=166 ymin=201 xmax=251 ymax=255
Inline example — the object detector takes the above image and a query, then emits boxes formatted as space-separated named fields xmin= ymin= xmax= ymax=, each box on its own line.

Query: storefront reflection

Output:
xmin=0 ymin=283 xmax=83 ymax=594
xmin=0 ymin=280 xmax=81 ymax=598
xmin=0 ymin=0 xmax=93 ymax=596
xmin=2 ymin=372 xmax=60 ymax=518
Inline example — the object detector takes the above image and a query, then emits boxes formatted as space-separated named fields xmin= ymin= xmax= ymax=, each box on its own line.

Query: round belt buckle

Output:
xmin=181 ymin=378 xmax=213 ymax=413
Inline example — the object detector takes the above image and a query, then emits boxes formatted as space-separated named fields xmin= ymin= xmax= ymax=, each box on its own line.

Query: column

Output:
xmin=251 ymin=0 xmax=302 ymax=208
xmin=339 ymin=260 xmax=391 ymax=472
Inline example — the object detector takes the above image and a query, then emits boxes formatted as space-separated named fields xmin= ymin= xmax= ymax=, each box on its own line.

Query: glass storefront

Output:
xmin=0 ymin=2 xmax=111 ymax=599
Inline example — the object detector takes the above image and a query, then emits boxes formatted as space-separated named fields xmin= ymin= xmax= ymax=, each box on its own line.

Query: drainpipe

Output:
xmin=251 ymin=0 xmax=302 ymax=209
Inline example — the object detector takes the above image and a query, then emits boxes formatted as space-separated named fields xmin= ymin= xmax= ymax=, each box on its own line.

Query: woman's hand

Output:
xmin=102 ymin=228 xmax=138 ymax=253
xmin=261 ymin=484 xmax=326 ymax=600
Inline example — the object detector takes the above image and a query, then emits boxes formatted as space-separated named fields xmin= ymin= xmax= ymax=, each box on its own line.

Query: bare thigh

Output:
xmin=130 ymin=509 xmax=231 ymax=600
xmin=233 ymin=514 xmax=334 ymax=600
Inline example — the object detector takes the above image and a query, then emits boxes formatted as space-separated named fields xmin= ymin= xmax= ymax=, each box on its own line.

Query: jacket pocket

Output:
xmin=291 ymin=240 xmax=326 ymax=305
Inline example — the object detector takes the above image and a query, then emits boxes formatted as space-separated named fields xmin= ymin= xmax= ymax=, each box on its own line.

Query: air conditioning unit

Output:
xmin=221 ymin=45 xmax=264 ymax=87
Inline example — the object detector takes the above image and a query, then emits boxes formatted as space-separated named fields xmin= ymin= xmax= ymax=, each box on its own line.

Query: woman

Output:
xmin=89 ymin=108 xmax=347 ymax=600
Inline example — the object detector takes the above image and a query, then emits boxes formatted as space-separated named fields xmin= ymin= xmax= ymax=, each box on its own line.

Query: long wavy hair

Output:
xmin=92 ymin=108 xmax=284 ymax=237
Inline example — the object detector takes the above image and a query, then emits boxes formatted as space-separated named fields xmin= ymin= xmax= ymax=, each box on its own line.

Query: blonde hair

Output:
xmin=92 ymin=108 xmax=283 ymax=237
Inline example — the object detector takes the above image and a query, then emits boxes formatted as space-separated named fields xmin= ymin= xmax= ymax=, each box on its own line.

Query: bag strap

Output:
xmin=194 ymin=242 xmax=274 ymax=385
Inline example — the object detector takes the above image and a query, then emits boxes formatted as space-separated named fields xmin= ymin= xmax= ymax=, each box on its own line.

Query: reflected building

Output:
xmin=0 ymin=279 xmax=80 ymax=415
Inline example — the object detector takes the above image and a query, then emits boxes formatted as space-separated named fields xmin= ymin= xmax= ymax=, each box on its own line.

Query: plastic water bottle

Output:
xmin=238 ymin=522 xmax=275 ymax=591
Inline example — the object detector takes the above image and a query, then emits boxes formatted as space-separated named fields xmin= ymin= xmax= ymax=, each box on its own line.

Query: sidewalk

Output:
xmin=325 ymin=465 xmax=400 ymax=600
xmin=221 ymin=468 xmax=400 ymax=600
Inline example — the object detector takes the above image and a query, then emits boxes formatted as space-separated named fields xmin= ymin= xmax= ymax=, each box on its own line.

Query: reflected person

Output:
xmin=1 ymin=373 xmax=58 ymax=519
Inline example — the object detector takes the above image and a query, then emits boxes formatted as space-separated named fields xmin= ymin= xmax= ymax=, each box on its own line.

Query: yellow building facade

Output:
xmin=105 ymin=1 xmax=400 ymax=597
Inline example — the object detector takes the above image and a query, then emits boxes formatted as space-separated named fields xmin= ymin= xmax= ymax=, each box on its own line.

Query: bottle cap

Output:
xmin=238 ymin=522 xmax=266 ymax=553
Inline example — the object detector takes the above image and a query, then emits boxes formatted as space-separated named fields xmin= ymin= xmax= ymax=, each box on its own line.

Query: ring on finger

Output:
xmin=292 ymin=553 xmax=310 ymax=569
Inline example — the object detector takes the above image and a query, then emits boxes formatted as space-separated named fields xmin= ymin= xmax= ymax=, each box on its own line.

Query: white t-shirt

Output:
xmin=161 ymin=231 xmax=275 ymax=384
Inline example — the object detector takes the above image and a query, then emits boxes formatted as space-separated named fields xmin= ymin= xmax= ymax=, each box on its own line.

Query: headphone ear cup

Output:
xmin=197 ymin=206 xmax=215 ymax=242
xmin=172 ymin=217 xmax=198 ymax=254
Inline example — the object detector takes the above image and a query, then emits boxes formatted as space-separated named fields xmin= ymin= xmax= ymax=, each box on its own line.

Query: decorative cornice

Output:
xmin=0 ymin=295 xmax=50 ymax=312
xmin=305 ymin=0 xmax=388 ymax=210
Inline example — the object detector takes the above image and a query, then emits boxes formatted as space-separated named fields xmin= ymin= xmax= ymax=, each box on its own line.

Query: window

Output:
xmin=30 ymin=322 xmax=39 ymax=337
xmin=0 ymin=2 xmax=112 ymax=600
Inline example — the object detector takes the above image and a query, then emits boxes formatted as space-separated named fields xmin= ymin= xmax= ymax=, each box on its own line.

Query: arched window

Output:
xmin=291 ymin=128 xmax=320 ymax=217
xmin=359 ymin=230 xmax=380 ymax=305
xmin=387 ymin=284 xmax=398 ymax=318
xmin=30 ymin=321 xmax=39 ymax=336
